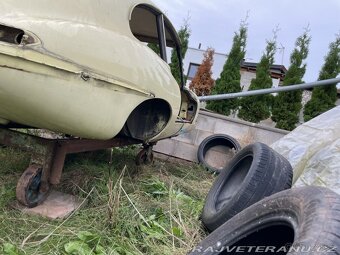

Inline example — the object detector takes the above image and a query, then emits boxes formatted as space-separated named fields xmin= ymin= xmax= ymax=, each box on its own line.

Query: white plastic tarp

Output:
xmin=271 ymin=106 xmax=340 ymax=194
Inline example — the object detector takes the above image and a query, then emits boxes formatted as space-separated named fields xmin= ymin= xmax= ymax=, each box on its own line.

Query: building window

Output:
xmin=187 ymin=63 xmax=200 ymax=80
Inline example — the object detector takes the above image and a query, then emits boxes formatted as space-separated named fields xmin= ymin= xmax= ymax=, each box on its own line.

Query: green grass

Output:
xmin=0 ymin=146 xmax=214 ymax=254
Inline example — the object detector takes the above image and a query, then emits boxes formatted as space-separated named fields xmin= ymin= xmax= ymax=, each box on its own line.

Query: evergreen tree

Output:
xmin=304 ymin=35 xmax=340 ymax=121
xmin=238 ymin=38 xmax=277 ymax=122
xmin=189 ymin=48 xmax=215 ymax=96
xmin=206 ymin=22 xmax=248 ymax=116
xmin=147 ymin=43 xmax=160 ymax=55
xmin=169 ymin=23 xmax=190 ymax=84
xmin=272 ymin=30 xmax=311 ymax=130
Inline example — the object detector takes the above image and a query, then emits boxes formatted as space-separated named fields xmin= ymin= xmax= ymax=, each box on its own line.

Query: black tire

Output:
xmin=201 ymin=142 xmax=292 ymax=232
xmin=197 ymin=134 xmax=241 ymax=174
xmin=190 ymin=186 xmax=340 ymax=255
xmin=260 ymin=153 xmax=293 ymax=198
xmin=275 ymin=154 xmax=293 ymax=191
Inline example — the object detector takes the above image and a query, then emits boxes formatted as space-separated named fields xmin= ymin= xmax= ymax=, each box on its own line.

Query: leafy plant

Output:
xmin=172 ymin=189 xmax=204 ymax=217
xmin=140 ymin=214 xmax=167 ymax=241
xmin=142 ymin=180 xmax=168 ymax=197
xmin=64 ymin=231 xmax=105 ymax=255
xmin=2 ymin=243 xmax=21 ymax=255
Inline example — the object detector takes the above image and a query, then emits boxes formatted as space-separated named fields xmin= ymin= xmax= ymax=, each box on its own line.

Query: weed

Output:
xmin=64 ymin=231 xmax=105 ymax=255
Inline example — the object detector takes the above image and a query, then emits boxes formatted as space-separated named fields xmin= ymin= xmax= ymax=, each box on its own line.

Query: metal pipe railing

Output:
xmin=198 ymin=77 xmax=340 ymax=102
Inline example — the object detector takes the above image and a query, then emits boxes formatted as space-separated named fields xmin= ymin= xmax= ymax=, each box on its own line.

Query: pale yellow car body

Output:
xmin=0 ymin=0 xmax=198 ymax=141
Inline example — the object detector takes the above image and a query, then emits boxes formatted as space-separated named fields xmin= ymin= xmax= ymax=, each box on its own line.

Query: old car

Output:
xmin=0 ymin=0 xmax=198 ymax=142
xmin=0 ymin=0 xmax=199 ymax=207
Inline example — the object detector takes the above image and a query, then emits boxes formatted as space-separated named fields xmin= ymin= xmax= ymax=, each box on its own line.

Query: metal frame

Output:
xmin=199 ymin=77 xmax=340 ymax=101
xmin=156 ymin=14 xmax=167 ymax=62
xmin=0 ymin=128 xmax=139 ymax=187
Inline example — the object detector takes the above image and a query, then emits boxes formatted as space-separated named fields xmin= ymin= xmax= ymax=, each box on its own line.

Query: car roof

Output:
xmin=0 ymin=0 xmax=180 ymax=48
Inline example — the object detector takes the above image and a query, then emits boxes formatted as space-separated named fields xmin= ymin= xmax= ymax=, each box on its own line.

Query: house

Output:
xmin=183 ymin=46 xmax=287 ymax=91
xmin=240 ymin=61 xmax=287 ymax=91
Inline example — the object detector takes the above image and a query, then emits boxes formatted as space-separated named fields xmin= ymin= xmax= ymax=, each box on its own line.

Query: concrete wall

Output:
xmin=154 ymin=110 xmax=289 ymax=162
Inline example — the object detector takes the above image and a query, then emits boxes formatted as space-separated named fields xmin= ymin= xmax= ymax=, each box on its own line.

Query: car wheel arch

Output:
xmin=121 ymin=98 xmax=172 ymax=141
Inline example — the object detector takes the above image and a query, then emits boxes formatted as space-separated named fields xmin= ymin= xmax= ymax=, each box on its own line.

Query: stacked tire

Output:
xmin=190 ymin=186 xmax=340 ymax=255
xmin=192 ymin=141 xmax=340 ymax=255
xmin=201 ymin=142 xmax=293 ymax=232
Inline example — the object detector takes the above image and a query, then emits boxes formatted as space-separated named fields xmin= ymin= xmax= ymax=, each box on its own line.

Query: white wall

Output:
xmin=240 ymin=71 xmax=281 ymax=92
xmin=240 ymin=71 xmax=256 ymax=91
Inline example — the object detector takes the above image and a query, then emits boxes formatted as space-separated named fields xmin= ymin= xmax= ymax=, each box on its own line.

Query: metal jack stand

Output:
xmin=135 ymin=142 xmax=155 ymax=165
xmin=0 ymin=128 xmax=139 ymax=208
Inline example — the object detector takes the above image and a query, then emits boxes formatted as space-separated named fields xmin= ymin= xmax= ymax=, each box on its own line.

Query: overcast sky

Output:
xmin=152 ymin=0 xmax=340 ymax=83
